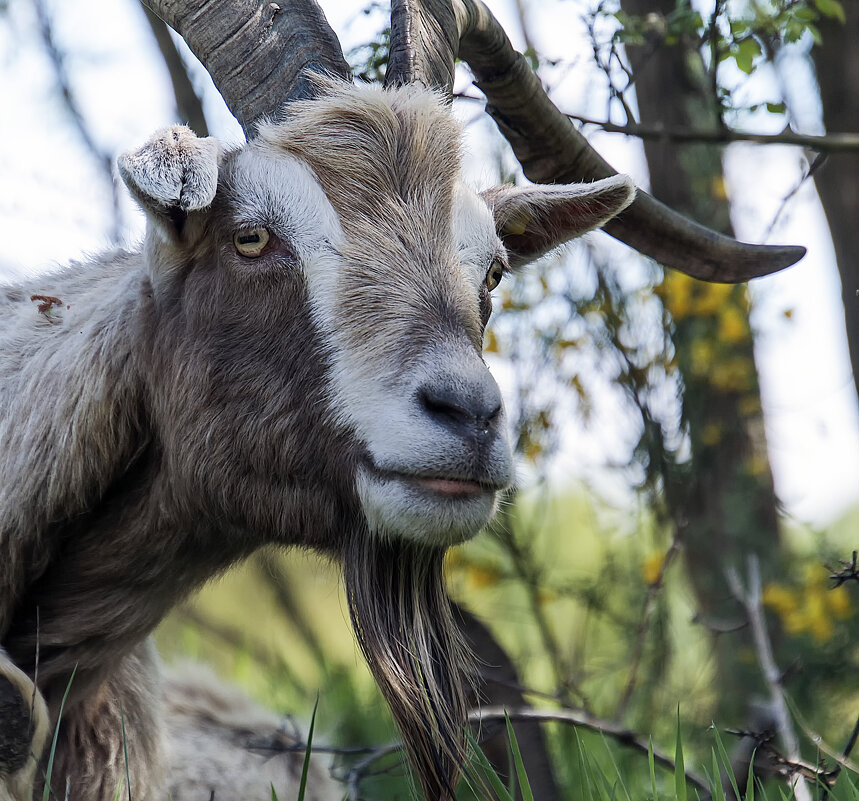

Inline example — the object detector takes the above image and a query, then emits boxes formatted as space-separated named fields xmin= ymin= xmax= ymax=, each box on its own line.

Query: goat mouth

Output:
xmin=367 ymin=464 xmax=503 ymax=498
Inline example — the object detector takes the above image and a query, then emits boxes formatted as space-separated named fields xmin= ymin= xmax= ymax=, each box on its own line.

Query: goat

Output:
xmin=0 ymin=1 xmax=804 ymax=799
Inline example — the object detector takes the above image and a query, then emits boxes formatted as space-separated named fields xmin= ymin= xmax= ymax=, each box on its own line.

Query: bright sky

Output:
xmin=0 ymin=0 xmax=856 ymax=526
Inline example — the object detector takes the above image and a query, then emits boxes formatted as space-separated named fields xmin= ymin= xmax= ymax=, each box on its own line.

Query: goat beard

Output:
xmin=344 ymin=533 xmax=474 ymax=801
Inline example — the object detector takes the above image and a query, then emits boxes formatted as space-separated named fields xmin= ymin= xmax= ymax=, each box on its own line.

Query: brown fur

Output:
xmin=0 ymin=80 xmax=633 ymax=800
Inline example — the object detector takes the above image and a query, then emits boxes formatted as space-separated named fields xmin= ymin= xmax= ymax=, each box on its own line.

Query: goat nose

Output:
xmin=418 ymin=378 xmax=502 ymax=438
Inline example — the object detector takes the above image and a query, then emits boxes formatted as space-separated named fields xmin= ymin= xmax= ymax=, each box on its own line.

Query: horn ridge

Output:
xmin=386 ymin=0 xmax=460 ymax=95
xmin=141 ymin=0 xmax=351 ymax=135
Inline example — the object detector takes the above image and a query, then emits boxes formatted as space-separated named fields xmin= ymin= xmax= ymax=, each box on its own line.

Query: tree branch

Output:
xmin=566 ymin=115 xmax=859 ymax=153
xmin=726 ymin=557 xmax=812 ymax=801
xmin=141 ymin=3 xmax=209 ymax=136
xmin=469 ymin=705 xmax=711 ymax=797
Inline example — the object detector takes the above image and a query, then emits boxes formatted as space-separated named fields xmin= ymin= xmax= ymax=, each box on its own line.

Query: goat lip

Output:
xmin=366 ymin=463 xmax=502 ymax=497
xmin=411 ymin=476 xmax=484 ymax=497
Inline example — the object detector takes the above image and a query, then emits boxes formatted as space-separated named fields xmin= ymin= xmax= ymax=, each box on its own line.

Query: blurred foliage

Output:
xmin=156 ymin=492 xmax=859 ymax=799
xmin=603 ymin=0 xmax=846 ymax=119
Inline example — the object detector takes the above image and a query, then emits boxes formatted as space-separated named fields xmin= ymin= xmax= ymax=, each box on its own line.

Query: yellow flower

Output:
xmin=692 ymin=282 xmax=733 ymax=316
xmin=660 ymin=272 xmax=694 ymax=320
xmin=718 ymin=306 xmax=749 ymax=344
xmin=745 ymin=453 xmax=769 ymax=477
xmin=710 ymin=357 xmax=752 ymax=392
xmin=466 ymin=564 xmax=502 ymax=590
xmin=642 ymin=551 xmax=665 ymax=586
xmin=828 ymin=586 xmax=852 ymax=620
xmin=763 ymin=583 xmax=798 ymax=615
xmin=690 ymin=339 xmax=715 ymax=376
xmin=764 ymin=568 xmax=852 ymax=643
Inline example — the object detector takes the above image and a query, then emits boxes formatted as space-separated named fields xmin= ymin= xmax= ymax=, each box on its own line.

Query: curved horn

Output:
xmin=386 ymin=0 xmax=459 ymax=94
xmin=141 ymin=0 xmax=350 ymax=136
xmin=386 ymin=0 xmax=805 ymax=282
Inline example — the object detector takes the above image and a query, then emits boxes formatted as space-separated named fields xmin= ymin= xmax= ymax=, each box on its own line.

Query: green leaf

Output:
xmin=44 ymin=665 xmax=78 ymax=801
xmin=505 ymin=712 xmax=535 ymax=801
xmin=675 ymin=711 xmax=687 ymax=801
xmin=809 ymin=23 xmax=823 ymax=44
xmin=713 ymin=728 xmax=742 ymax=801
xmin=815 ymin=0 xmax=846 ymax=24
xmin=745 ymin=750 xmax=757 ymax=801
xmin=270 ymin=783 xmax=278 ymax=801
xmin=649 ymin=737 xmax=659 ymax=801
xmin=711 ymin=750 xmax=727 ymax=801
xmin=296 ymin=696 xmax=318 ymax=801
xmin=466 ymin=728 xmax=515 ymax=801
xmin=733 ymin=37 xmax=762 ymax=74
xmin=766 ymin=102 xmax=787 ymax=114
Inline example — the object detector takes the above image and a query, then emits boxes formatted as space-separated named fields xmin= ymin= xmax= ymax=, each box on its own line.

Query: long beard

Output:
xmin=344 ymin=535 xmax=474 ymax=801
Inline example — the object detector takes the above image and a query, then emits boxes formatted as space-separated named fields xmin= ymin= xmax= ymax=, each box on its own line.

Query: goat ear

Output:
xmin=117 ymin=125 xmax=220 ymax=241
xmin=482 ymin=175 xmax=636 ymax=270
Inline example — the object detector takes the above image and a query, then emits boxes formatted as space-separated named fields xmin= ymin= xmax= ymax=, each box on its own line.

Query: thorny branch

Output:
xmin=828 ymin=551 xmax=859 ymax=587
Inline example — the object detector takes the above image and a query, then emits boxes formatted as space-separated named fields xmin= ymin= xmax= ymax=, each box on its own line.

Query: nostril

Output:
xmin=419 ymin=386 xmax=475 ymax=427
xmin=418 ymin=382 xmax=503 ymax=437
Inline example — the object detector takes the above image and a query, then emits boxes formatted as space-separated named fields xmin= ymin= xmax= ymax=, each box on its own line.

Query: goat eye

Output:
xmin=233 ymin=228 xmax=271 ymax=258
xmin=485 ymin=260 xmax=504 ymax=292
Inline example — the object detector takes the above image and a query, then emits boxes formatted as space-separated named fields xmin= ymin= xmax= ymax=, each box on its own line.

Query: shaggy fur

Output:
xmin=163 ymin=667 xmax=337 ymax=800
xmin=0 ymin=79 xmax=634 ymax=800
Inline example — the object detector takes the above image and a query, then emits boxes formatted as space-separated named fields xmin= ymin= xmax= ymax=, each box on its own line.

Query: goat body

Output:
xmin=0 ymin=82 xmax=634 ymax=800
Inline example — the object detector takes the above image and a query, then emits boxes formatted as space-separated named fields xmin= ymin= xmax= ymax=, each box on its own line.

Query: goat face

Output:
xmin=119 ymin=81 xmax=634 ymax=550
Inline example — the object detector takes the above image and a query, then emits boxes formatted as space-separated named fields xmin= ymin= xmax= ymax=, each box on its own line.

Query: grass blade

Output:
xmin=711 ymin=749 xmax=727 ymax=801
xmin=713 ymin=727 xmax=742 ymax=801
xmin=745 ymin=750 xmax=756 ymax=801
xmin=575 ymin=730 xmax=596 ymax=801
xmin=649 ymin=737 xmax=659 ymax=801
xmin=465 ymin=728 xmax=514 ymax=801
xmin=43 ymin=664 xmax=77 ymax=801
xmin=296 ymin=696 xmax=318 ymax=801
xmin=504 ymin=712 xmax=534 ymax=801
xmin=675 ymin=711 xmax=687 ymax=801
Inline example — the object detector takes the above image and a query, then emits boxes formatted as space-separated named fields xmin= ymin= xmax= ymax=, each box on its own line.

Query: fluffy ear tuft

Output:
xmin=482 ymin=175 xmax=636 ymax=269
xmin=117 ymin=125 xmax=220 ymax=240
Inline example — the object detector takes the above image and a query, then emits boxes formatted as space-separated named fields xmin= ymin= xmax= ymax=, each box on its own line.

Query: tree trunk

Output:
xmin=619 ymin=0 xmax=782 ymax=721
xmin=811 ymin=10 xmax=859 ymax=403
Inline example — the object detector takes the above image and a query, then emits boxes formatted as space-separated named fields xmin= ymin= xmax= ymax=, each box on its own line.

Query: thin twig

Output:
xmin=345 ymin=742 xmax=403 ymax=801
xmin=32 ymin=0 xmax=123 ymax=242
xmin=827 ymin=551 xmax=859 ymax=587
xmin=726 ymin=556 xmax=812 ymax=801
xmin=469 ymin=705 xmax=711 ymax=797
xmin=614 ymin=531 xmax=681 ymax=719
xmin=452 ymin=92 xmax=859 ymax=152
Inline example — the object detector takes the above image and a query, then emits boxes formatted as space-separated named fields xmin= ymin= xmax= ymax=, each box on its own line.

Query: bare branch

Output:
xmin=828 ymin=551 xmax=859 ymax=587
xmin=140 ymin=3 xmax=209 ymax=136
xmin=33 ymin=0 xmax=122 ymax=242
xmin=726 ymin=557 xmax=812 ymax=801
xmin=614 ymin=533 xmax=681 ymax=719
xmin=564 ymin=115 xmax=859 ymax=154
